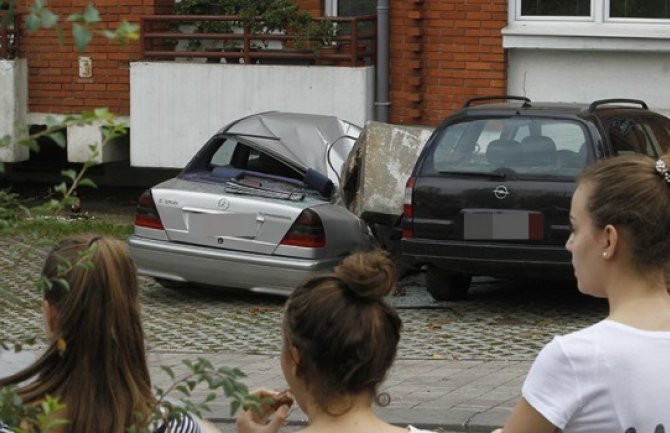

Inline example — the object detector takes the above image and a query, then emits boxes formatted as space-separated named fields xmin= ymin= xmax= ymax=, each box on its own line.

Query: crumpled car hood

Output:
xmin=221 ymin=112 xmax=362 ymax=185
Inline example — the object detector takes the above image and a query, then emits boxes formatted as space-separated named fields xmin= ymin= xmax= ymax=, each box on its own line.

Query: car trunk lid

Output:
xmin=151 ymin=178 xmax=323 ymax=254
xmin=411 ymin=175 xmax=574 ymax=245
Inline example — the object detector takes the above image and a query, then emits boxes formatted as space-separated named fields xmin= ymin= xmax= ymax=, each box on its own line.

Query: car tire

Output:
xmin=154 ymin=278 xmax=187 ymax=289
xmin=425 ymin=267 xmax=471 ymax=301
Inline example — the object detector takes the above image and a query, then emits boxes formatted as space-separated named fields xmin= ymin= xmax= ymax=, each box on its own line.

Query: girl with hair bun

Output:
xmin=237 ymin=250 xmax=436 ymax=433
xmin=494 ymin=152 xmax=670 ymax=433
xmin=0 ymin=235 xmax=201 ymax=433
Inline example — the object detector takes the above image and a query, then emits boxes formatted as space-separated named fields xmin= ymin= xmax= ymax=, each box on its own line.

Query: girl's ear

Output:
xmin=602 ymin=224 xmax=620 ymax=259
xmin=289 ymin=346 xmax=301 ymax=375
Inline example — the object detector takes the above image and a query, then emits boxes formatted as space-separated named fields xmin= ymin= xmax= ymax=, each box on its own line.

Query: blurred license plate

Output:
xmin=463 ymin=210 xmax=544 ymax=240
xmin=189 ymin=212 xmax=257 ymax=237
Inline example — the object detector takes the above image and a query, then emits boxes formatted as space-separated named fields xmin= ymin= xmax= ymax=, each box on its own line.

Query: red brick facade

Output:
xmin=388 ymin=0 xmax=507 ymax=126
xmin=19 ymin=0 xmax=507 ymax=126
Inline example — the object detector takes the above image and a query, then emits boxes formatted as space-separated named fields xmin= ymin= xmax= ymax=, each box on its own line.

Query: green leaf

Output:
xmin=61 ymin=169 xmax=77 ymax=181
xmin=77 ymin=178 xmax=97 ymax=188
xmin=40 ymin=9 xmax=58 ymax=28
xmin=160 ymin=365 xmax=175 ymax=381
xmin=48 ymin=131 xmax=66 ymax=148
xmin=72 ymin=23 xmax=92 ymax=52
xmin=26 ymin=13 xmax=41 ymax=32
xmin=82 ymin=4 xmax=100 ymax=23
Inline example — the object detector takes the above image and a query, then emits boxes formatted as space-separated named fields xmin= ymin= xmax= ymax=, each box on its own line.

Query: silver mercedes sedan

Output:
xmin=128 ymin=112 xmax=376 ymax=296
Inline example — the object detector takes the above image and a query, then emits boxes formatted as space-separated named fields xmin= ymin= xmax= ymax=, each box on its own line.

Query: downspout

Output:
xmin=375 ymin=0 xmax=390 ymax=122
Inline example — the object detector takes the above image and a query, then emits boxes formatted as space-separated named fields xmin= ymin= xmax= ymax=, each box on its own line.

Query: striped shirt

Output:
xmin=0 ymin=413 xmax=201 ymax=433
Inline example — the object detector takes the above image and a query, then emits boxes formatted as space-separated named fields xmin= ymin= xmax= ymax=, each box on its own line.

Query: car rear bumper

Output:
xmin=128 ymin=235 xmax=342 ymax=296
xmin=402 ymin=238 xmax=573 ymax=279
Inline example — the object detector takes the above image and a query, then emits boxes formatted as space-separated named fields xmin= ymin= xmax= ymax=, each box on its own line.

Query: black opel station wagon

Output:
xmin=402 ymin=96 xmax=670 ymax=301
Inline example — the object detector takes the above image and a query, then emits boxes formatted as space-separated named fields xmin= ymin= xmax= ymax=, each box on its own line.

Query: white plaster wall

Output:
xmin=130 ymin=62 xmax=375 ymax=168
xmin=508 ymin=50 xmax=670 ymax=117
xmin=0 ymin=59 xmax=28 ymax=162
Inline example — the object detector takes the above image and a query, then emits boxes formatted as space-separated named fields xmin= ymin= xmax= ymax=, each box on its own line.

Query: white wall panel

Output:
xmin=508 ymin=50 xmax=670 ymax=117
xmin=130 ymin=62 xmax=375 ymax=168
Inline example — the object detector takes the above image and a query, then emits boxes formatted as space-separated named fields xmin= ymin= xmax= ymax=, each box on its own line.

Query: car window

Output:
xmin=607 ymin=117 xmax=658 ymax=157
xmin=425 ymin=117 xmax=587 ymax=178
xmin=208 ymin=137 xmax=302 ymax=180
xmin=210 ymin=137 xmax=238 ymax=166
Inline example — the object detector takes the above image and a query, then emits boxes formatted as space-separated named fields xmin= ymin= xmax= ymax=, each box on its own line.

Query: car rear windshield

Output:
xmin=422 ymin=117 xmax=588 ymax=179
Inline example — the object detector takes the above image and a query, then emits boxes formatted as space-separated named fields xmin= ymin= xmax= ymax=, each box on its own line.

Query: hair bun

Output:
xmin=333 ymin=250 xmax=396 ymax=299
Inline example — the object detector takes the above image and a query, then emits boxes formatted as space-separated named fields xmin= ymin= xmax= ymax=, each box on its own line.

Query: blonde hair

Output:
xmin=0 ymin=236 xmax=154 ymax=433
xmin=578 ymin=152 xmax=670 ymax=270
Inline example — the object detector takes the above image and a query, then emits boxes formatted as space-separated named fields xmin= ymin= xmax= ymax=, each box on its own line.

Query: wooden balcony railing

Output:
xmin=140 ymin=15 xmax=376 ymax=66
xmin=0 ymin=11 xmax=19 ymax=60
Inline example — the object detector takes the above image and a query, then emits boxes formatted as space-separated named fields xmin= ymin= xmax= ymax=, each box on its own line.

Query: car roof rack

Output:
xmin=588 ymin=99 xmax=648 ymax=112
xmin=463 ymin=95 xmax=531 ymax=108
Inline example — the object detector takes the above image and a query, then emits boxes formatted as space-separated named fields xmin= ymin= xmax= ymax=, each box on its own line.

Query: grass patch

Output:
xmin=1 ymin=216 xmax=134 ymax=241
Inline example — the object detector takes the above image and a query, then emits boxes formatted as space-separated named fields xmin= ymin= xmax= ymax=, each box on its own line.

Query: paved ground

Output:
xmin=0 ymin=185 xmax=609 ymax=431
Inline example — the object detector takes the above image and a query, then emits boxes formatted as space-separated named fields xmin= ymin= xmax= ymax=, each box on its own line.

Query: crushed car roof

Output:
xmin=220 ymin=112 xmax=362 ymax=184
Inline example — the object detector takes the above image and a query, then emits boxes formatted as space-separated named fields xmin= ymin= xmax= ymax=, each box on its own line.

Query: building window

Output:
xmin=610 ymin=0 xmax=670 ymax=19
xmin=521 ymin=0 xmax=590 ymax=16
xmin=337 ymin=0 xmax=376 ymax=16
xmin=516 ymin=0 xmax=670 ymax=20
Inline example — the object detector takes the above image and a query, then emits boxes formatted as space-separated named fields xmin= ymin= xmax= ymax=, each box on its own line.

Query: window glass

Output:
xmin=210 ymin=138 xmax=239 ymax=166
xmin=337 ymin=0 xmax=376 ymax=16
xmin=646 ymin=117 xmax=670 ymax=153
xmin=610 ymin=0 xmax=670 ymax=18
xmin=521 ymin=0 xmax=590 ymax=16
xmin=425 ymin=117 xmax=587 ymax=178
xmin=608 ymin=117 xmax=657 ymax=157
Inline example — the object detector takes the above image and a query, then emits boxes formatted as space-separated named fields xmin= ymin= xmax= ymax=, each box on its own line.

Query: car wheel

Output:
xmin=154 ymin=278 xmax=187 ymax=289
xmin=425 ymin=266 xmax=471 ymax=301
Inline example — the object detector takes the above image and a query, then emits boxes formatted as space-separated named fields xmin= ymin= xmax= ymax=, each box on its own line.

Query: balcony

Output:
xmin=140 ymin=14 xmax=376 ymax=66
xmin=131 ymin=15 xmax=377 ymax=168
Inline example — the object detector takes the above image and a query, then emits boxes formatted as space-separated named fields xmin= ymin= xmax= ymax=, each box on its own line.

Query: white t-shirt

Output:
xmin=408 ymin=426 xmax=436 ymax=433
xmin=523 ymin=320 xmax=670 ymax=433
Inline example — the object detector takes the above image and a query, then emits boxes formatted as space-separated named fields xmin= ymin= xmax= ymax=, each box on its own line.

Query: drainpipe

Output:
xmin=375 ymin=0 xmax=390 ymax=122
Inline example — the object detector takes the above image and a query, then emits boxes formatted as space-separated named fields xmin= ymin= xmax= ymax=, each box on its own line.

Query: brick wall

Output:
xmin=19 ymin=0 xmax=319 ymax=116
xmin=388 ymin=0 xmax=507 ymax=126
xmin=19 ymin=0 xmax=172 ymax=116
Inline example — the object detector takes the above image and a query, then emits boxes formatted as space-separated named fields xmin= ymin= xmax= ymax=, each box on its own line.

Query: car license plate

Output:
xmin=188 ymin=212 xmax=258 ymax=237
xmin=463 ymin=210 xmax=544 ymax=240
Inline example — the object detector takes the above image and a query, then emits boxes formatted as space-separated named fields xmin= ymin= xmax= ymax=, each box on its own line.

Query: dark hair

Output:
xmin=283 ymin=250 xmax=402 ymax=413
xmin=0 ymin=235 xmax=154 ymax=433
xmin=578 ymin=152 xmax=670 ymax=270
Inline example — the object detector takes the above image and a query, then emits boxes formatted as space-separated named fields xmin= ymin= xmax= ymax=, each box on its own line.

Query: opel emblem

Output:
xmin=493 ymin=185 xmax=510 ymax=200
xmin=217 ymin=198 xmax=230 ymax=209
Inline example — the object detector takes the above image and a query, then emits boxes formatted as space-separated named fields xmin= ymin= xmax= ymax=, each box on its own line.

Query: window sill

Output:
xmin=503 ymin=22 xmax=670 ymax=51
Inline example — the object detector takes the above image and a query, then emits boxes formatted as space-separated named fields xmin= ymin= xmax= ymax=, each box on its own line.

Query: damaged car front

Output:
xmin=128 ymin=112 xmax=375 ymax=296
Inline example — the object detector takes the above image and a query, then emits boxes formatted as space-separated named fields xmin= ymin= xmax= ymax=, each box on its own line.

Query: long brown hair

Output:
xmin=0 ymin=235 xmax=154 ymax=433
xmin=578 ymin=151 xmax=670 ymax=271
xmin=283 ymin=250 xmax=402 ymax=413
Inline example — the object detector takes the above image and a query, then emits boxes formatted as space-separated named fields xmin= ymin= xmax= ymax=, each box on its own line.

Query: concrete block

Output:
xmin=0 ymin=59 xmax=28 ymax=162
xmin=342 ymin=121 xmax=433 ymax=219
xmin=66 ymin=120 xmax=130 ymax=164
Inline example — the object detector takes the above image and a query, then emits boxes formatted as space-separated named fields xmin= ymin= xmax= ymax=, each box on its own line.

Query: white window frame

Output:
xmin=505 ymin=0 xmax=670 ymax=51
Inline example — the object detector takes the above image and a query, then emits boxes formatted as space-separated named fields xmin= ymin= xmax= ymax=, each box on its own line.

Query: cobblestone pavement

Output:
xmin=1 ymin=235 xmax=607 ymax=361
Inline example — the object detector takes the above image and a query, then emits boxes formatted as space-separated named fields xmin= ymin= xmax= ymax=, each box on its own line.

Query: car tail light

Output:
xmin=134 ymin=189 xmax=164 ymax=230
xmin=402 ymin=177 xmax=415 ymax=239
xmin=280 ymin=209 xmax=326 ymax=248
